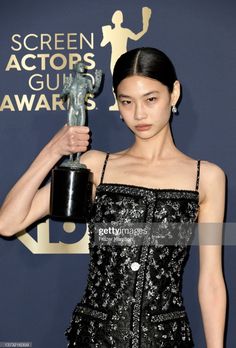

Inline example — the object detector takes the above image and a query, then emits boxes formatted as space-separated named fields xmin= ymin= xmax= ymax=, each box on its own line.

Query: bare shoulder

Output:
xmin=181 ymin=153 xmax=225 ymax=178
xmin=199 ymin=160 xmax=226 ymax=203
xmin=80 ymin=149 xmax=107 ymax=166
xmin=200 ymin=160 xmax=225 ymax=185
xmin=196 ymin=161 xmax=226 ymax=223
xmin=80 ymin=150 xmax=108 ymax=185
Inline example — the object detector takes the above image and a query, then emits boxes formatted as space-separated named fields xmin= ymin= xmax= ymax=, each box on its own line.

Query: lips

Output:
xmin=135 ymin=124 xmax=152 ymax=131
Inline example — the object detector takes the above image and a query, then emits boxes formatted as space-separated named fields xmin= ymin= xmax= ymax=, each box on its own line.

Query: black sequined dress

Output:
xmin=65 ymin=153 xmax=200 ymax=348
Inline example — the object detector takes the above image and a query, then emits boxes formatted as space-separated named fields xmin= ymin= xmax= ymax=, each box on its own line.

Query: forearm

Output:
xmin=0 ymin=142 xmax=60 ymax=235
xmin=198 ymin=277 xmax=226 ymax=348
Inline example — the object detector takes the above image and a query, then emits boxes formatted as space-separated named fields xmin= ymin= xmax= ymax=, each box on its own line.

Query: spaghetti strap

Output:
xmin=195 ymin=160 xmax=201 ymax=191
xmin=100 ymin=153 xmax=110 ymax=184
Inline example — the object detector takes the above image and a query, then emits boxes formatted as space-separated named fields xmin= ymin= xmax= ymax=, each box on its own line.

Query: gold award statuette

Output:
xmin=50 ymin=62 xmax=102 ymax=221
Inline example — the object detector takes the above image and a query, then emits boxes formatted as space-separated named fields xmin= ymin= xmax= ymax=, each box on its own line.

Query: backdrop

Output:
xmin=0 ymin=0 xmax=235 ymax=347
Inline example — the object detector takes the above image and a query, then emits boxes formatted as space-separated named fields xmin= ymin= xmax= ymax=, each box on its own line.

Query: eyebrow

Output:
xmin=118 ymin=91 xmax=160 ymax=98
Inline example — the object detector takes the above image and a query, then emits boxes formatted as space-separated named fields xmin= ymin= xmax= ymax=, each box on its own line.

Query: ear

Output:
xmin=171 ymin=80 xmax=181 ymax=106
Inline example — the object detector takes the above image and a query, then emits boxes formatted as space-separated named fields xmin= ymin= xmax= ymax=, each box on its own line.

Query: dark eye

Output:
xmin=121 ymin=100 xmax=131 ymax=105
xmin=147 ymin=97 xmax=157 ymax=102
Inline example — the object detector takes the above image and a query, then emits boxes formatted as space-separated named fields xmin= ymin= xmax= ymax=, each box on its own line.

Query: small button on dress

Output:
xmin=131 ymin=262 xmax=140 ymax=271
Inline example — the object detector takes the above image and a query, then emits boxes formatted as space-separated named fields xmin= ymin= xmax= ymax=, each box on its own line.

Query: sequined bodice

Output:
xmin=66 ymin=181 xmax=199 ymax=348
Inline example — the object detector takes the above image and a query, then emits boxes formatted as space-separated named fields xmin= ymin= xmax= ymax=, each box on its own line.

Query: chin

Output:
xmin=135 ymin=132 xmax=158 ymax=140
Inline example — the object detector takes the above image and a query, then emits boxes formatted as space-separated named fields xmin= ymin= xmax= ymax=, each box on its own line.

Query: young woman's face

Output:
xmin=117 ymin=75 xmax=180 ymax=140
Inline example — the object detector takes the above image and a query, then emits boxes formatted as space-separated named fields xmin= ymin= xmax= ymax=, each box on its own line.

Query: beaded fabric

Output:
xmin=65 ymin=154 xmax=200 ymax=348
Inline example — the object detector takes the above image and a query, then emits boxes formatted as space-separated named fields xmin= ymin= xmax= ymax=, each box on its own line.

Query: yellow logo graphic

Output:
xmin=0 ymin=32 xmax=97 ymax=112
xmin=100 ymin=7 xmax=152 ymax=111
xmin=17 ymin=219 xmax=89 ymax=254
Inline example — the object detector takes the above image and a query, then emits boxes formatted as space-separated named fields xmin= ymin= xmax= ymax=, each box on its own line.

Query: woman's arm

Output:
xmin=0 ymin=125 xmax=90 ymax=236
xmin=197 ymin=161 xmax=226 ymax=348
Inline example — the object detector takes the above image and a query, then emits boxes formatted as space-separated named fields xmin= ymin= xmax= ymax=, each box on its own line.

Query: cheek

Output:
xmin=157 ymin=99 xmax=172 ymax=113
xmin=149 ymin=105 xmax=172 ymax=123
xmin=119 ymin=105 xmax=133 ymax=118
xmin=150 ymin=102 xmax=170 ymax=114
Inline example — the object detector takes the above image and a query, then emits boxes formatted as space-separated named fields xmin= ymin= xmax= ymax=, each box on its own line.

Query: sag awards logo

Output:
xmin=0 ymin=33 xmax=97 ymax=112
xmin=6 ymin=7 xmax=152 ymax=254
xmin=0 ymin=6 xmax=152 ymax=113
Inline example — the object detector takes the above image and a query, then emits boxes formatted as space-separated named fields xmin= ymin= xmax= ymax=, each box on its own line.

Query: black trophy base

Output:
xmin=50 ymin=166 xmax=92 ymax=221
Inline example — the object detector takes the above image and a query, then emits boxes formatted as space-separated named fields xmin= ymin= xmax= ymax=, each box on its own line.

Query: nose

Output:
xmin=133 ymin=102 xmax=147 ymax=121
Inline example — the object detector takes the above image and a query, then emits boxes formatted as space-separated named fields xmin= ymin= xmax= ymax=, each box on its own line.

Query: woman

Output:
xmin=0 ymin=47 xmax=226 ymax=347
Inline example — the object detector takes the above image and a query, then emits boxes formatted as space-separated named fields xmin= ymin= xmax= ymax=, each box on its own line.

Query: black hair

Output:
xmin=113 ymin=47 xmax=178 ymax=96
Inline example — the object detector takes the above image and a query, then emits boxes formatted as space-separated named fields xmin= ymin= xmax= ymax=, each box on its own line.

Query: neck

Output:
xmin=128 ymin=124 xmax=178 ymax=161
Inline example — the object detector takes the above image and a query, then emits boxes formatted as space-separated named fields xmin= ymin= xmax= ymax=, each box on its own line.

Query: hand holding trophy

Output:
xmin=50 ymin=62 xmax=103 ymax=220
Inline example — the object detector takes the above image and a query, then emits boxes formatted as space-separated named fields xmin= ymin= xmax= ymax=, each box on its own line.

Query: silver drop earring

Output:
xmin=120 ymin=114 xmax=123 ymax=120
xmin=172 ymin=105 xmax=178 ymax=114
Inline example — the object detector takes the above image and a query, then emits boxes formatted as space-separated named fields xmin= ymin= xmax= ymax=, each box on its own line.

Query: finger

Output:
xmin=69 ymin=145 xmax=88 ymax=153
xmin=68 ymin=125 xmax=90 ymax=133
xmin=77 ymin=140 xmax=89 ymax=147
xmin=71 ymin=139 xmax=89 ymax=148
xmin=68 ymin=136 xmax=89 ymax=147
xmin=77 ymin=133 xmax=90 ymax=141
xmin=67 ymin=133 xmax=90 ymax=145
